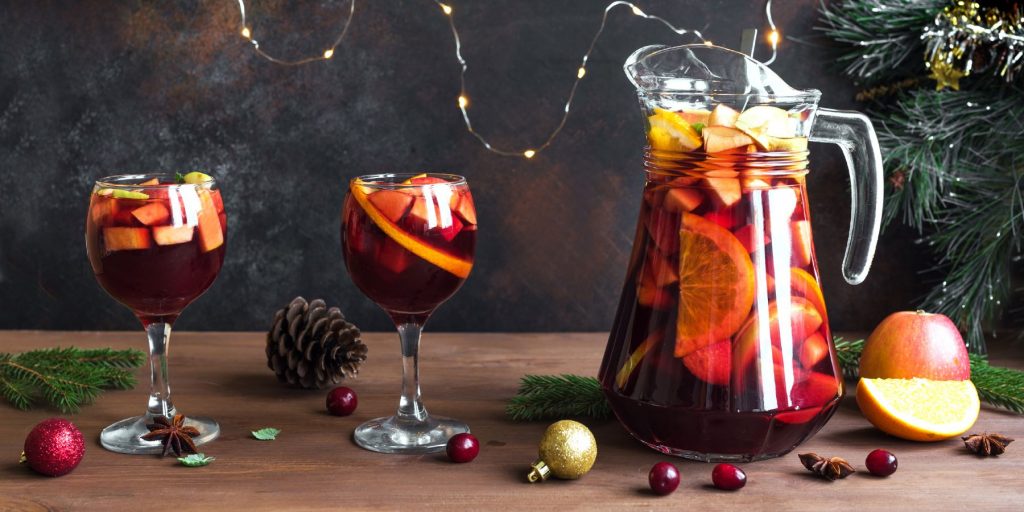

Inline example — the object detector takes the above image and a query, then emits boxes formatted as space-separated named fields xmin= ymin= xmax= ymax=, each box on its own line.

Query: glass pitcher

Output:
xmin=598 ymin=44 xmax=883 ymax=462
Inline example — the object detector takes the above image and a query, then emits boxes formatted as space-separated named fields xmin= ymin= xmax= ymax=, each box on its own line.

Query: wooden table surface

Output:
xmin=1 ymin=331 xmax=1021 ymax=511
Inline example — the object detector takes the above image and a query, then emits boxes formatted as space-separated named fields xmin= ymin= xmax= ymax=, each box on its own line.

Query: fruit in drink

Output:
xmin=856 ymin=377 xmax=979 ymax=441
xmin=368 ymin=190 xmax=414 ymax=223
xmin=858 ymin=311 xmax=970 ymax=381
xmin=647 ymin=108 xmax=702 ymax=151
xmin=790 ymin=220 xmax=813 ymax=267
xmin=131 ymin=202 xmax=171 ymax=226
xmin=732 ymin=296 xmax=824 ymax=372
xmin=674 ymin=213 xmax=755 ymax=357
xmin=103 ymin=227 xmax=152 ymax=251
xmin=681 ymin=339 xmax=731 ymax=385
xmin=799 ymin=332 xmax=829 ymax=369
xmin=708 ymin=104 xmax=740 ymax=127
xmin=703 ymin=126 xmax=754 ymax=153
xmin=152 ymin=225 xmax=195 ymax=246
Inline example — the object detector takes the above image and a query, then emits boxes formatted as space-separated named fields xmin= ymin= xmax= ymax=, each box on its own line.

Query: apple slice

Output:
xmin=708 ymin=104 xmax=740 ymax=128
xmin=645 ymin=249 xmax=678 ymax=288
xmin=210 ymin=189 xmax=225 ymax=213
xmin=103 ymin=227 xmax=152 ymax=251
xmin=733 ymin=296 xmax=824 ymax=374
xmin=197 ymin=191 xmax=224 ymax=252
xmin=735 ymin=106 xmax=789 ymax=150
xmin=791 ymin=220 xmax=813 ymax=267
xmin=790 ymin=371 xmax=840 ymax=408
xmin=453 ymin=191 xmax=477 ymax=225
xmin=767 ymin=187 xmax=799 ymax=221
xmin=139 ymin=178 xmax=160 ymax=186
xmin=733 ymin=224 xmax=770 ymax=254
xmin=152 ymin=225 xmax=195 ymax=246
xmin=704 ymin=177 xmax=742 ymax=208
xmin=767 ymin=136 xmax=809 ymax=152
xmin=702 ymin=126 xmax=754 ymax=153
xmin=131 ymin=202 xmax=171 ymax=226
xmin=681 ymin=339 xmax=731 ymax=386
xmin=663 ymin=187 xmax=702 ymax=213
xmin=368 ymin=190 xmax=415 ymax=223
xmin=90 ymin=196 xmax=117 ymax=225
xmin=679 ymin=109 xmax=711 ymax=126
xmin=704 ymin=205 xmax=741 ymax=230
xmin=799 ymin=332 xmax=829 ymax=370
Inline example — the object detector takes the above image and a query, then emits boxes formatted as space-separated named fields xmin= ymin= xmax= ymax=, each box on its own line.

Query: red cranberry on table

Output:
xmin=711 ymin=463 xmax=747 ymax=490
xmin=865 ymin=449 xmax=898 ymax=476
xmin=326 ymin=386 xmax=358 ymax=416
xmin=446 ymin=433 xmax=480 ymax=463
xmin=648 ymin=462 xmax=680 ymax=495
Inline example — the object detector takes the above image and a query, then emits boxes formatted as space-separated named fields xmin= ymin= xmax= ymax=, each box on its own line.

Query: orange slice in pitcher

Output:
xmin=350 ymin=180 xmax=472 ymax=278
xmin=790 ymin=267 xmax=827 ymax=317
xmin=674 ymin=213 xmax=755 ymax=357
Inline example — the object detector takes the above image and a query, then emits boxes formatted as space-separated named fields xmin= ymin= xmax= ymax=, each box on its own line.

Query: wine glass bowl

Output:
xmin=342 ymin=173 xmax=476 ymax=453
xmin=85 ymin=173 xmax=226 ymax=454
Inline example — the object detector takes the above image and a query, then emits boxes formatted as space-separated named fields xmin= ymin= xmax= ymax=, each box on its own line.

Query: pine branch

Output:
xmin=505 ymin=374 xmax=611 ymax=421
xmin=0 ymin=347 xmax=145 ymax=412
xmin=506 ymin=338 xmax=1024 ymax=420
xmin=816 ymin=0 xmax=945 ymax=83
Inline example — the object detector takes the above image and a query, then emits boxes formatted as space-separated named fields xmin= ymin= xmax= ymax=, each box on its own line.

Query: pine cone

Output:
xmin=266 ymin=297 xmax=367 ymax=389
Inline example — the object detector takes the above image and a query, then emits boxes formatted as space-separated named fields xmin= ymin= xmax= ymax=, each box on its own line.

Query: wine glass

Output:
xmin=85 ymin=173 xmax=227 ymax=454
xmin=341 ymin=173 xmax=477 ymax=453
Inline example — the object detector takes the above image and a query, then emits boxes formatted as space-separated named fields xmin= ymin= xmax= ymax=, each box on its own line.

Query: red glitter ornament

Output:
xmin=22 ymin=418 xmax=85 ymax=477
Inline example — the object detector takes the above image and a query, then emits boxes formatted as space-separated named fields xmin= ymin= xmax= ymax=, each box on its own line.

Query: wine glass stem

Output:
xmin=396 ymin=322 xmax=427 ymax=422
xmin=145 ymin=322 xmax=176 ymax=418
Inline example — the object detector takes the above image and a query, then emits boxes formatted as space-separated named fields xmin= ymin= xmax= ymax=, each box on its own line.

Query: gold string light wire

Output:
xmin=234 ymin=0 xmax=781 ymax=158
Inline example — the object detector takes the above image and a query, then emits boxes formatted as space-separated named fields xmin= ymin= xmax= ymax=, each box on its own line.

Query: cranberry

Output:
xmin=711 ymin=463 xmax=746 ymax=490
xmin=326 ymin=386 xmax=358 ymax=416
xmin=446 ymin=433 xmax=480 ymax=463
xmin=865 ymin=449 xmax=898 ymax=476
xmin=648 ymin=462 xmax=680 ymax=495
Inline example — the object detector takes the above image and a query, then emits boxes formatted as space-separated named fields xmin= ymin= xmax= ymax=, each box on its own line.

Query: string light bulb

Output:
xmin=458 ymin=95 xmax=469 ymax=108
xmin=241 ymin=26 xmax=251 ymax=39
xmin=234 ymin=0 xmax=355 ymax=66
xmin=323 ymin=49 xmax=334 ymax=59
xmin=577 ymin=67 xmax=587 ymax=79
xmin=523 ymin=150 xmax=537 ymax=159
xmin=440 ymin=3 xmax=452 ymax=15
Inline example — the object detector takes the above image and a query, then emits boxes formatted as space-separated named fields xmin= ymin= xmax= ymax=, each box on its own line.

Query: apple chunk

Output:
xmin=197 ymin=191 xmax=224 ymax=252
xmin=131 ymin=202 xmax=171 ymax=226
xmin=682 ymin=339 xmax=731 ymax=386
xmin=663 ymin=187 xmax=702 ymax=213
xmin=708 ymin=104 xmax=740 ymax=128
xmin=103 ymin=227 xmax=152 ymax=251
xmin=152 ymin=225 xmax=195 ymax=246
xmin=790 ymin=220 xmax=813 ymax=267
xmin=368 ymin=190 xmax=415 ymax=223
xmin=702 ymin=126 xmax=754 ymax=153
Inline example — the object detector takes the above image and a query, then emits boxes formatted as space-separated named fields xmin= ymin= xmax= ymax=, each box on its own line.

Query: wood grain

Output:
xmin=1 ymin=331 xmax=1021 ymax=511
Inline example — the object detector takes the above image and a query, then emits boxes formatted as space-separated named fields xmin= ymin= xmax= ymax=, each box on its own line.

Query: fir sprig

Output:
xmin=506 ymin=337 xmax=1024 ymax=420
xmin=0 ymin=347 xmax=145 ymax=412
xmin=505 ymin=374 xmax=611 ymax=421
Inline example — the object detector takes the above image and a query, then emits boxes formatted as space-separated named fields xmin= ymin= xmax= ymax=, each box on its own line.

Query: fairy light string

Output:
xmin=233 ymin=0 xmax=782 ymax=158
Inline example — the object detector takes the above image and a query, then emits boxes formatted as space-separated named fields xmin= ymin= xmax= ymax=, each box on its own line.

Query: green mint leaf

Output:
xmin=251 ymin=427 xmax=281 ymax=440
xmin=178 ymin=453 xmax=215 ymax=467
xmin=175 ymin=172 xmax=186 ymax=184
xmin=691 ymin=122 xmax=705 ymax=135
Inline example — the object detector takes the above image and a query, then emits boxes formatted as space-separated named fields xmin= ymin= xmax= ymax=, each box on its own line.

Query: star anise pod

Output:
xmin=799 ymin=452 xmax=855 ymax=481
xmin=962 ymin=433 xmax=1014 ymax=457
xmin=141 ymin=414 xmax=200 ymax=457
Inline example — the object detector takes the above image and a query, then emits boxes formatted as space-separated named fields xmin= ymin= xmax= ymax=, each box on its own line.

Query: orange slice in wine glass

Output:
xmin=674 ymin=213 xmax=755 ymax=357
xmin=350 ymin=180 xmax=472 ymax=278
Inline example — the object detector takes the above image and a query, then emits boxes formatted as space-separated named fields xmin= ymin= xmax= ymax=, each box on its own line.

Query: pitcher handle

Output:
xmin=808 ymin=108 xmax=883 ymax=285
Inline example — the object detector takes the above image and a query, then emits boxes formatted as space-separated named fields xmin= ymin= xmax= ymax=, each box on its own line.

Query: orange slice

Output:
xmin=790 ymin=267 xmax=827 ymax=317
xmin=674 ymin=213 xmax=755 ymax=357
xmin=856 ymin=377 xmax=979 ymax=441
xmin=350 ymin=180 xmax=472 ymax=278
xmin=647 ymin=108 xmax=702 ymax=151
xmin=615 ymin=332 xmax=662 ymax=389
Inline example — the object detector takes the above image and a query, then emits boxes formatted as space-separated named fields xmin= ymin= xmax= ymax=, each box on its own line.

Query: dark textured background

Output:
xmin=0 ymin=0 xmax=930 ymax=332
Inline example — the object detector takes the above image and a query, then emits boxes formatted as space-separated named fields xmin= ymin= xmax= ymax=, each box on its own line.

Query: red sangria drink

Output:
xmin=86 ymin=172 xmax=226 ymax=454
xmin=599 ymin=105 xmax=843 ymax=462
xmin=342 ymin=173 xmax=476 ymax=454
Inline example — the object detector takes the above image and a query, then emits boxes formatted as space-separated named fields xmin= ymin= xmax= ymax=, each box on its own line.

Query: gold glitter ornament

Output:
xmin=929 ymin=53 xmax=967 ymax=91
xmin=527 ymin=420 xmax=597 ymax=482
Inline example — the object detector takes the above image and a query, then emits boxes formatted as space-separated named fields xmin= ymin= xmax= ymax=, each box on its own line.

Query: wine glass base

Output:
xmin=100 ymin=414 xmax=220 ymax=455
xmin=353 ymin=415 xmax=469 ymax=454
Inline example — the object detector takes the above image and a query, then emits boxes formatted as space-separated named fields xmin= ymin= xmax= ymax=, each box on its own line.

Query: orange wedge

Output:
xmin=856 ymin=377 xmax=979 ymax=441
xmin=790 ymin=267 xmax=827 ymax=317
xmin=674 ymin=213 xmax=755 ymax=357
xmin=647 ymin=108 xmax=702 ymax=151
xmin=350 ymin=180 xmax=472 ymax=278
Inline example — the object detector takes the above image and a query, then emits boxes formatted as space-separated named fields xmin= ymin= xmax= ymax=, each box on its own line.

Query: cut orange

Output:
xmin=790 ymin=267 xmax=827 ymax=317
xmin=674 ymin=213 xmax=755 ymax=357
xmin=647 ymin=108 xmax=702 ymax=151
xmin=349 ymin=180 xmax=472 ymax=278
xmin=856 ymin=377 xmax=979 ymax=442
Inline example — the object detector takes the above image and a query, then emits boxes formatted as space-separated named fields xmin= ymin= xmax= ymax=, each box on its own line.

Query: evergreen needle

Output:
xmin=0 ymin=347 xmax=145 ymax=412
xmin=506 ymin=338 xmax=1024 ymax=420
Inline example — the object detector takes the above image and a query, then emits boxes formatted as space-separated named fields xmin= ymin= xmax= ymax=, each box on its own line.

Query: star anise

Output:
xmin=962 ymin=433 xmax=1014 ymax=457
xmin=799 ymin=452 xmax=855 ymax=481
xmin=141 ymin=414 xmax=200 ymax=457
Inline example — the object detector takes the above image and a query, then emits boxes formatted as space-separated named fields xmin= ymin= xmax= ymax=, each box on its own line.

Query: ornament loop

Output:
xmin=527 ymin=460 xmax=552 ymax=483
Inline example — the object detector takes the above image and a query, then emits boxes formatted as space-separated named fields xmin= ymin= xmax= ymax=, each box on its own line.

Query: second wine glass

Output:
xmin=341 ymin=173 xmax=476 ymax=454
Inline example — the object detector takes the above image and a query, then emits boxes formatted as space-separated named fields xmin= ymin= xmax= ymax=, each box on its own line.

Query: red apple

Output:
xmin=859 ymin=311 xmax=970 ymax=381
